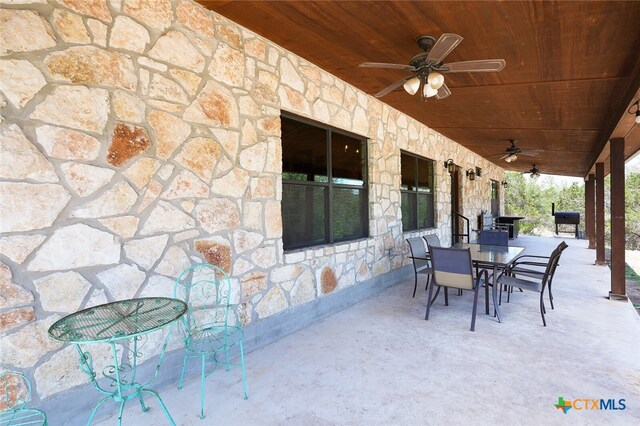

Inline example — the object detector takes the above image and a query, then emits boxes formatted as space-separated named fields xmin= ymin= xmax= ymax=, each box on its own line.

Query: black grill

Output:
xmin=552 ymin=203 xmax=580 ymax=237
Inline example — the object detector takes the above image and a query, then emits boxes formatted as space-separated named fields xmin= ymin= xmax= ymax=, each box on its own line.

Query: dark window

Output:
xmin=281 ymin=115 xmax=368 ymax=250
xmin=401 ymin=151 xmax=435 ymax=231
xmin=491 ymin=179 xmax=499 ymax=216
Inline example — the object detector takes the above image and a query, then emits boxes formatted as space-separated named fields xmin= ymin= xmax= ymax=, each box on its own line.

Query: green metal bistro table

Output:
xmin=48 ymin=297 xmax=187 ymax=426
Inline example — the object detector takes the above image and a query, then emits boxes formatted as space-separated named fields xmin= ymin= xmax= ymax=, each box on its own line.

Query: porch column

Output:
xmin=609 ymin=138 xmax=627 ymax=300
xmin=585 ymin=173 xmax=595 ymax=248
xmin=595 ymin=162 xmax=606 ymax=265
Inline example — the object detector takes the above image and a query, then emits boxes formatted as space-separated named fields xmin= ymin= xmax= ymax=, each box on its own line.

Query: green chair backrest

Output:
xmin=0 ymin=371 xmax=47 ymax=426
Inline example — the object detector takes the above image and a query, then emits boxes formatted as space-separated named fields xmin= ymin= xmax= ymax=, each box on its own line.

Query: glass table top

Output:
xmin=453 ymin=243 xmax=525 ymax=265
xmin=48 ymin=297 xmax=187 ymax=344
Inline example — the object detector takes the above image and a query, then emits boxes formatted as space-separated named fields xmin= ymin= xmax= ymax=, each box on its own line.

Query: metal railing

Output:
xmin=452 ymin=211 xmax=470 ymax=245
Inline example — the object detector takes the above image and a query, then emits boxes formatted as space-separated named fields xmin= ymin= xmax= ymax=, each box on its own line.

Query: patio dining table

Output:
xmin=48 ymin=297 xmax=187 ymax=426
xmin=452 ymin=242 xmax=525 ymax=322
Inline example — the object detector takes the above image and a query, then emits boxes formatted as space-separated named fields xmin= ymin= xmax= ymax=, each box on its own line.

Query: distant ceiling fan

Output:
xmin=526 ymin=164 xmax=541 ymax=179
xmin=488 ymin=139 xmax=541 ymax=163
xmin=359 ymin=33 xmax=506 ymax=100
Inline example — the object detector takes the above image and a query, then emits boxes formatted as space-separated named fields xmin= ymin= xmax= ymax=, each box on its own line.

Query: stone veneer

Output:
xmin=0 ymin=0 xmax=504 ymax=404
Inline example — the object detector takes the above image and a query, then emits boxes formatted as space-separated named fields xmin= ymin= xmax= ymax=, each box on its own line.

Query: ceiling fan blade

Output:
xmin=435 ymin=82 xmax=451 ymax=100
xmin=442 ymin=59 xmax=506 ymax=73
xmin=374 ymin=76 xmax=412 ymax=98
xmin=359 ymin=62 xmax=416 ymax=71
xmin=426 ymin=33 xmax=463 ymax=64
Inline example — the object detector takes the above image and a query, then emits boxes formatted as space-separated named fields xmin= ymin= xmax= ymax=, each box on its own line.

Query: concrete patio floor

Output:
xmin=94 ymin=236 xmax=640 ymax=425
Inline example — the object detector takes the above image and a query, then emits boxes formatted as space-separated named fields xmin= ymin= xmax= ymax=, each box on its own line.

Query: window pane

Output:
xmin=401 ymin=192 xmax=417 ymax=231
xmin=400 ymin=154 xmax=415 ymax=190
xmin=333 ymin=188 xmax=366 ymax=241
xmin=418 ymin=193 xmax=435 ymax=229
xmin=282 ymin=184 xmax=326 ymax=249
xmin=417 ymin=159 xmax=434 ymax=193
xmin=281 ymin=116 xmax=327 ymax=182
xmin=331 ymin=132 xmax=365 ymax=186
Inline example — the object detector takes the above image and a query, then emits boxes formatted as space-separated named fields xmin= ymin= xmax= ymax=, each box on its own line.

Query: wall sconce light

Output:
xmin=475 ymin=167 xmax=482 ymax=177
xmin=629 ymin=99 xmax=640 ymax=124
xmin=443 ymin=159 xmax=455 ymax=173
xmin=501 ymin=180 xmax=508 ymax=187
xmin=466 ymin=168 xmax=476 ymax=181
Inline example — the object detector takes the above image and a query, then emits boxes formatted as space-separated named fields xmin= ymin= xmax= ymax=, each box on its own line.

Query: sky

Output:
xmin=531 ymin=154 xmax=640 ymax=187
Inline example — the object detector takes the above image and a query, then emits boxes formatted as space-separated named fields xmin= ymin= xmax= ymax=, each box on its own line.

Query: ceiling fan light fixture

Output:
xmin=423 ymin=84 xmax=438 ymax=98
xmin=403 ymin=77 xmax=420 ymax=95
xmin=427 ymin=72 xmax=445 ymax=89
xmin=628 ymin=99 xmax=640 ymax=124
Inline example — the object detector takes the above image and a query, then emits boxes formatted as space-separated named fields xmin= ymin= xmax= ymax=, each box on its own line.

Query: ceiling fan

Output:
xmin=488 ymin=139 xmax=541 ymax=163
xmin=359 ymin=33 xmax=506 ymax=100
xmin=526 ymin=164 xmax=541 ymax=179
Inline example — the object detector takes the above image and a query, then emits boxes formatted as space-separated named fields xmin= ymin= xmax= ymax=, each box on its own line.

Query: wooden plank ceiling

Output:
xmin=199 ymin=0 xmax=640 ymax=177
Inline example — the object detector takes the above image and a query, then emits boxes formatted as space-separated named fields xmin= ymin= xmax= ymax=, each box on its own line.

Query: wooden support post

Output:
xmin=585 ymin=174 xmax=595 ymax=248
xmin=609 ymin=138 xmax=627 ymax=300
xmin=595 ymin=162 xmax=606 ymax=266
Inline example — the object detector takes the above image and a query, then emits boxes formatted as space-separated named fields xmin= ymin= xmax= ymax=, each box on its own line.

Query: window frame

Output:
xmin=400 ymin=150 xmax=437 ymax=232
xmin=281 ymin=113 xmax=369 ymax=251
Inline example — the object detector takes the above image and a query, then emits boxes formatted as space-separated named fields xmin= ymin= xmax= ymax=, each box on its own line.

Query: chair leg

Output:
xmin=412 ymin=273 xmax=418 ymax=298
xmin=484 ymin=283 xmax=490 ymax=315
xmin=429 ymin=286 xmax=441 ymax=306
xmin=425 ymin=282 xmax=436 ymax=320
xmin=444 ymin=288 xmax=449 ymax=306
xmin=539 ymin=293 xmax=547 ymax=327
xmin=548 ymin=278 xmax=555 ymax=309
xmin=200 ymin=355 xmax=206 ymax=419
xmin=239 ymin=340 xmax=248 ymax=400
xmin=425 ymin=274 xmax=430 ymax=291
xmin=178 ymin=351 xmax=188 ymax=390
xmin=470 ymin=286 xmax=480 ymax=332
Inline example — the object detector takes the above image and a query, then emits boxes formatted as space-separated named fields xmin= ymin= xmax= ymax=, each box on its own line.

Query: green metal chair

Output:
xmin=174 ymin=264 xmax=248 ymax=419
xmin=0 ymin=371 xmax=47 ymax=426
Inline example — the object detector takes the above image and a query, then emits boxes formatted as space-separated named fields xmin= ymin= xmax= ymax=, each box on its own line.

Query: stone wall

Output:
xmin=0 ymin=0 xmax=504 ymax=403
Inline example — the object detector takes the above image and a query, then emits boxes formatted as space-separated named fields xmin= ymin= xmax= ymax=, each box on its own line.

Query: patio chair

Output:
xmin=406 ymin=237 xmax=432 ymax=298
xmin=507 ymin=241 xmax=568 ymax=309
xmin=424 ymin=233 xmax=462 ymax=300
xmin=496 ymin=243 xmax=565 ymax=326
xmin=479 ymin=229 xmax=509 ymax=246
xmin=425 ymin=246 xmax=488 ymax=331
xmin=0 ymin=371 xmax=47 ymax=426
xmin=174 ymin=264 xmax=248 ymax=419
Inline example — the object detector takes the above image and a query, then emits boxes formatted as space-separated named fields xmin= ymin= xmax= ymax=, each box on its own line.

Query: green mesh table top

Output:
xmin=48 ymin=297 xmax=187 ymax=344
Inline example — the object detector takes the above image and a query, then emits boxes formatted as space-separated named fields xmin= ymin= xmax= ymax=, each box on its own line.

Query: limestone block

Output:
xmin=176 ymin=137 xmax=222 ymax=182
xmin=157 ymin=164 xmax=174 ymax=181
xmin=45 ymin=46 xmax=136 ymax=91
xmin=169 ymin=69 xmax=201 ymax=96
xmin=195 ymin=198 xmax=239 ymax=233
xmin=0 ymin=182 xmax=70 ymax=233
xmin=162 ymin=170 xmax=209 ymax=199
xmin=280 ymin=57 xmax=304 ymax=92
xmin=194 ymin=237 xmax=231 ymax=273
xmin=0 ymin=261 xmax=33 ymax=307
xmin=0 ymin=234 xmax=45 ymax=263
xmin=253 ymin=82 xmax=277 ymax=105
xmin=291 ymin=270 xmax=316 ymax=306
xmin=31 ymin=85 xmax=109 ymax=134
xmin=155 ymin=245 xmax=190 ymax=278
xmin=245 ymin=38 xmax=266 ymax=61
xmin=232 ymin=258 xmax=253 ymax=277
xmin=35 ymin=344 xmax=112 ymax=399
xmin=233 ymin=229 xmax=263 ymax=254
xmin=251 ymin=246 xmax=276 ymax=269
xmin=249 ymin=177 xmax=275 ymax=199
xmin=239 ymin=142 xmax=267 ymax=173
xmin=149 ymin=30 xmax=204 ymax=72
xmin=98 ymin=216 xmax=139 ymax=239
xmin=124 ymin=234 xmax=168 ymax=270
xmin=0 ymin=124 xmax=58 ymax=182
xmin=123 ymin=0 xmax=172 ymax=31
xmin=264 ymin=200 xmax=282 ymax=238
xmin=149 ymin=73 xmax=189 ymax=104
xmin=136 ymin=180 xmax=162 ymax=213
xmin=59 ymin=0 xmax=112 ymax=22
xmin=0 ymin=10 xmax=56 ymax=56
xmin=211 ymin=128 xmax=239 ymax=160
xmin=279 ymin=86 xmax=310 ymax=115
xmin=1 ymin=316 xmax=61 ymax=367
xmin=140 ymin=200 xmax=195 ymax=235
xmin=138 ymin=56 xmax=167 ymax=72
xmin=52 ymin=9 xmax=90 ymax=43
xmin=255 ymin=285 xmax=287 ymax=319
xmin=0 ymin=307 xmax=35 ymax=334
xmin=239 ymin=96 xmax=260 ymax=118
xmin=71 ymin=182 xmax=137 ymax=218
xmin=210 ymin=168 xmax=249 ymax=198
xmin=86 ymin=18 xmax=107 ymax=46
xmin=148 ymin=110 xmax=192 ymax=160
xmin=209 ymin=42 xmax=244 ymax=87
xmin=139 ymin=274 xmax=174 ymax=298
xmin=270 ymin=265 xmax=302 ymax=283
xmin=28 ymin=224 xmax=120 ymax=271
xmin=36 ymin=125 xmax=101 ymax=161
xmin=353 ymin=106 xmax=369 ymax=136
xmin=241 ymin=272 xmax=266 ymax=299
xmin=96 ymin=263 xmax=146 ymax=301
xmin=107 ymin=123 xmax=151 ymax=166
xmin=218 ymin=24 xmax=242 ymax=50
xmin=242 ymin=201 xmax=262 ymax=231
xmin=60 ymin=162 xmax=115 ymax=197
xmin=312 ymin=99 xmax=331 ymax=123
xmin=123 ymin=157 xmax=161 ymax=189
xmin=320 ymin=267 xmax=337 ymax=294
xmin=33 ymin=271 xmax=91 ymax=313
xmin=176 ymin=0 xmax=215 ymax=38
xmin=0 ymin=59 xmax=46 ymax=108
xmin=109 ymin=15 xmax=149 ymax=53
xmin=183 ymin=80 xmax=238 ymax=128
